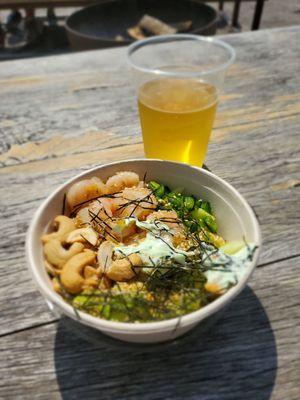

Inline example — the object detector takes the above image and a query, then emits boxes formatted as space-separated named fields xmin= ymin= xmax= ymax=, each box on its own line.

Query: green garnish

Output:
xmin=184 ymin=196 xmax=195 ymax=210
xmin=149 ymin=181 xmax=166 ymax=198
xmin=200 ymin=200 xmax=212 ymax=214
xmin=191 ymin=208 xmax=217 ymax=233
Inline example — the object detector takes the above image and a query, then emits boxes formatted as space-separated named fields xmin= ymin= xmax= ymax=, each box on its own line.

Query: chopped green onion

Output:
xmin=168 ymin=195 xmax=183 ymax=209
xmin=195 ymin=199 xmax=203 ymax=208
xmin=191 ymin=208 xmax=217 ymax=233
xmin=184 ymin=220 xmax=198 ymax=232
xmin=149 ymin=181 xmax=165 ymax=197
xmin=149 ymin=181 xmax=160 ymax=191
xmin=184 ymin=196 xmax=195 ymax=210
xmin=156 ymin=185 xmax=165 ymax=198
xmin=200 ymin=201 xmax=212 ymax=214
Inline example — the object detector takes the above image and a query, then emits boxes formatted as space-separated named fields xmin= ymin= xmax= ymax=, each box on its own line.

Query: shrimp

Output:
xmin=97 ymin=241 xmax=142 ymax=281
xmin=97 ymin=241 xmax=114 ymax=274
xmin=147 ymin=210 xmax=181 ymax=228
xmin=106 ymin=253 xmax=142 ymax=282
xmin=88 ymin=200 xmax=136 ymax=242
xmin=66 ymin=177 xmax=107 ymax=211
xmin=116 ymin=187 xmax=157 ymax=220
xmin=106 ymin=171 xmax=139 ymax=194
xmin=147 ymin=210 xmax=186 ymax=247
xmin=88 ymin=200 xmax=116 ymax=239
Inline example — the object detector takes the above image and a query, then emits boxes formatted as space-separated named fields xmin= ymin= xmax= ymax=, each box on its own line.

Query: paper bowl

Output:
xmin=26 ymin=159 xmax=261 ymax=343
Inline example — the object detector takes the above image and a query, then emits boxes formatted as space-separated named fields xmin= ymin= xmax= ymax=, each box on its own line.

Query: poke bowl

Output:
xmin=26 ymin=159 xmax=261 ymax=343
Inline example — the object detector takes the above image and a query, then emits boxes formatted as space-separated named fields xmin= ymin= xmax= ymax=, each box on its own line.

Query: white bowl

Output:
xmin=26 ymin=159 xmax=261 ymax=343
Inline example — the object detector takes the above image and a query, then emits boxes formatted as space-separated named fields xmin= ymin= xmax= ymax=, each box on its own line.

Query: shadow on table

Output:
xmin=54 ymin=287 xmax=277 ymax=400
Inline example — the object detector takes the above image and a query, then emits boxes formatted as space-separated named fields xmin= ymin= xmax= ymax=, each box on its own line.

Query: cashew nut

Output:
xmin=107 ymin=253 xmax=142 ymax=282
xmin=60 ymin=250 xmax=96 ymax=294
xmin=66 ymin=227 xmax=98 ymax=246
xmin=44 ymin=239 xmax=84 ymax=268
xmin=45 ymin=260 xmax=60 ymax=277
xmin=84 ymin=265 xmax=98 ymax=279
xmin=83 ymin=266 xmax=99 ymax=288
xmin=42 ymin=216 xmax=76 ymax=243
xmin=52 ymin=277 xmax=61 ymax=293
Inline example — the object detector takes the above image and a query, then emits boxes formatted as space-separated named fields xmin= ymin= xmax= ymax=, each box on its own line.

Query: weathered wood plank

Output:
xmin=0 ymin=27 xmax=299 ymax=400
xmin=0 ymin=121 xmax=299 ymax=336
xmin=1 ymin=256 xmax=299 ymax=400
xmin=0 ymin=27 xmax=299 ymax=338
xmin=0 ymin=27 xmax=299 ymax=154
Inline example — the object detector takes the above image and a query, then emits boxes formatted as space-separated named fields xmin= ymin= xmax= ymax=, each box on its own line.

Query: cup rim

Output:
xmin=127 ymin=34 xmax=236 ymax=78
xmin=26 ymin=159 xmax=261 ymax=334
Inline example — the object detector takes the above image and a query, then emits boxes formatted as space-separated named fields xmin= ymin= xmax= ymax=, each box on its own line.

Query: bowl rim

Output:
xmin=26 ymin=159 xmax=261 ymax=333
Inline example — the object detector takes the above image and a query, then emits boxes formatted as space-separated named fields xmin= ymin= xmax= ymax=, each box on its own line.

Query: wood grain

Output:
xmin=1 ymin=256 xmax=299 ymax=400
xmin=0 ymin=26 xmax=299 ymax=399
xmin=0 ymin=28 xmax=299 ymax=336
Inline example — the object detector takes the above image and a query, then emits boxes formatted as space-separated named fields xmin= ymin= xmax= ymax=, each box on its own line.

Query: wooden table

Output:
xmin=0 ymin=26 xmax=299 ymax=399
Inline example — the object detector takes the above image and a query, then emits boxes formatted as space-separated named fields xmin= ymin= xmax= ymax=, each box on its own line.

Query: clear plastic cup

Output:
xmin=127 ymin=34 xmax=235 ymax=167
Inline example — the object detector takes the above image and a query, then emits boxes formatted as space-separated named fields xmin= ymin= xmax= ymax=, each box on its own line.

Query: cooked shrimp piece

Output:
xmin=89 ymin=197 xmax=115 ymax=219
xmin=76 ymin=205 xmax=109 ymax=228
xmin=147 ymin=210 xmax=186 ymax=246
xmin=117 ymin=187 xmax=157 ymax=220
xmin=88 ymin=200 xmax=136 ymax=242
xmin=98 ymin=197 xmax=114 ymax=217
xmin=67 ymin=177 xmax=107 ymax=211
xmin=106 ymin=171 xmax=140 ymax=194
xmin=89 ymin=200 xmax=116 ymax=239
xmin=147 ymin=210 xmax=181 ymax=228
xmin=76 ymin=206 xmax=90 ymax=227
xmin=97 ymin=240 xmax=114 ymax=274
xmin=107 ymin=253 xmax=142 ymax=282
xmin=97 ymin=241 xmax=142 ymax=281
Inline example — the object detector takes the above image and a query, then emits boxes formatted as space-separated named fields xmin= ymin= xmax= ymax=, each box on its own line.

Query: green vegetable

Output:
xmin=200 ymin=201 xmax=212 ymax=214
xmin=149 ymin=181 xmax=160 ymax=191
xmin=195 ymin=199 xmax=212 ymax=213
xmin=184 ymin=196 xmax=195 ymax=210
xmin=191 ymin=208 xmax=217 ymax=233
xmin=156 ymin=185 xmax=165 ymax=198
xmin=150 ymin=180 xmax=215 ymax=234
xmin=199 ymin=229 xmax=225 ymax=248
xmin=168 ymin=195 xmax=183 ymax=209
xmin=195 ymin=199 xmax=203 ymax=208
xmin=149 ymin=181 xmax=165 ymax=197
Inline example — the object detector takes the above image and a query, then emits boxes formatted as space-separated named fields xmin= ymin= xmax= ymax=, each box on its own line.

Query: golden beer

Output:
xmin=138 ymin=78 xmax=217 ymax=166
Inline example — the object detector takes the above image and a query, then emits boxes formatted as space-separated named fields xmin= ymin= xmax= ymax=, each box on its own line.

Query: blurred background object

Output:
xmin=66 ymin=0 xmax=218 ymax=51
xmin=0 ymin=0 xmax=299 ymax=60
